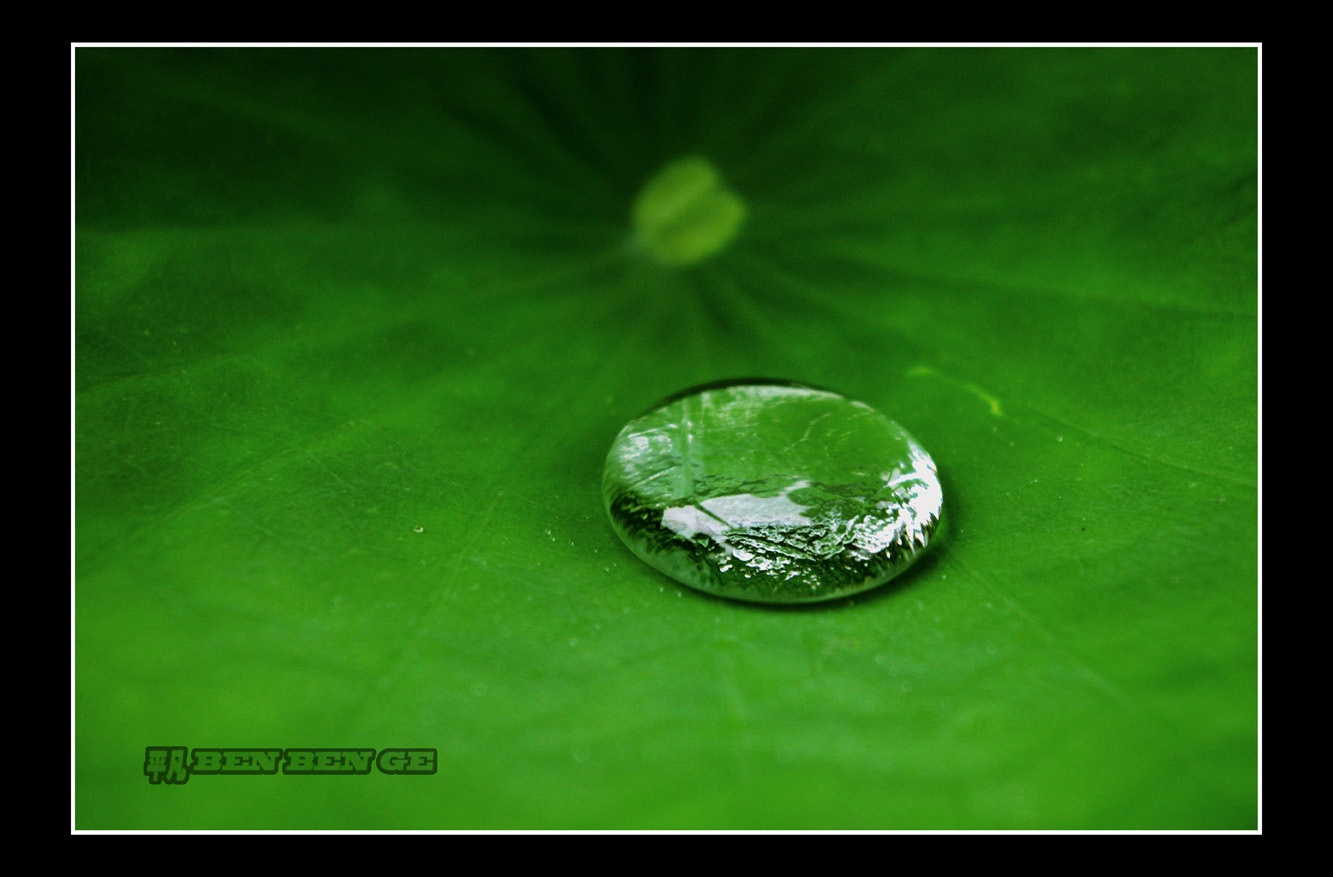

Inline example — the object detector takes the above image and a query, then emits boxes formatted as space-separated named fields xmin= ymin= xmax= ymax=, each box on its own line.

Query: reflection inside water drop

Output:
xmin=601 ymin=380 xmax=943 ymax=604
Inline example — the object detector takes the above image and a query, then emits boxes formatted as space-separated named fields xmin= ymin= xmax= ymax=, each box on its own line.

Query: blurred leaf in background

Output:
xmin=74 ymin=46 xmax=1258 ymax=829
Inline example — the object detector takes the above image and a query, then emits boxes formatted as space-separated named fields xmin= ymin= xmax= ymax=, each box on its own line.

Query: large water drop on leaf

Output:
xmin=631 ymin=156 xmax=745 ymax=265
xmin=602 ymin=380 xmax=944 ymax=604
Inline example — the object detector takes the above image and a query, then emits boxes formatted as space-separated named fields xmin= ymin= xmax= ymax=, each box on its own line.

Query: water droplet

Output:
xmin=602 ymin=380 xmax=944 ymax=604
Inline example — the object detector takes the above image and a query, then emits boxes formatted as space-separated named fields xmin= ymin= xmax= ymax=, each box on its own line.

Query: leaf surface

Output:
xmin=75 ymin=47 xmax=1258 ymax=828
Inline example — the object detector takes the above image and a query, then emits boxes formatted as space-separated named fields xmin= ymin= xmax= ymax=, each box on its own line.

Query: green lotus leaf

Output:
xmin=75 ymin=46 xmax=1258 ymax=829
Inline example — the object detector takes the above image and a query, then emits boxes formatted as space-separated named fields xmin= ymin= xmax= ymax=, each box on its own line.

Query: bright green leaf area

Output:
xmin=75 ymin=47 xmax=1258 ymax=829
xmin=632 ymin=155 xmax=746 ymax=264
